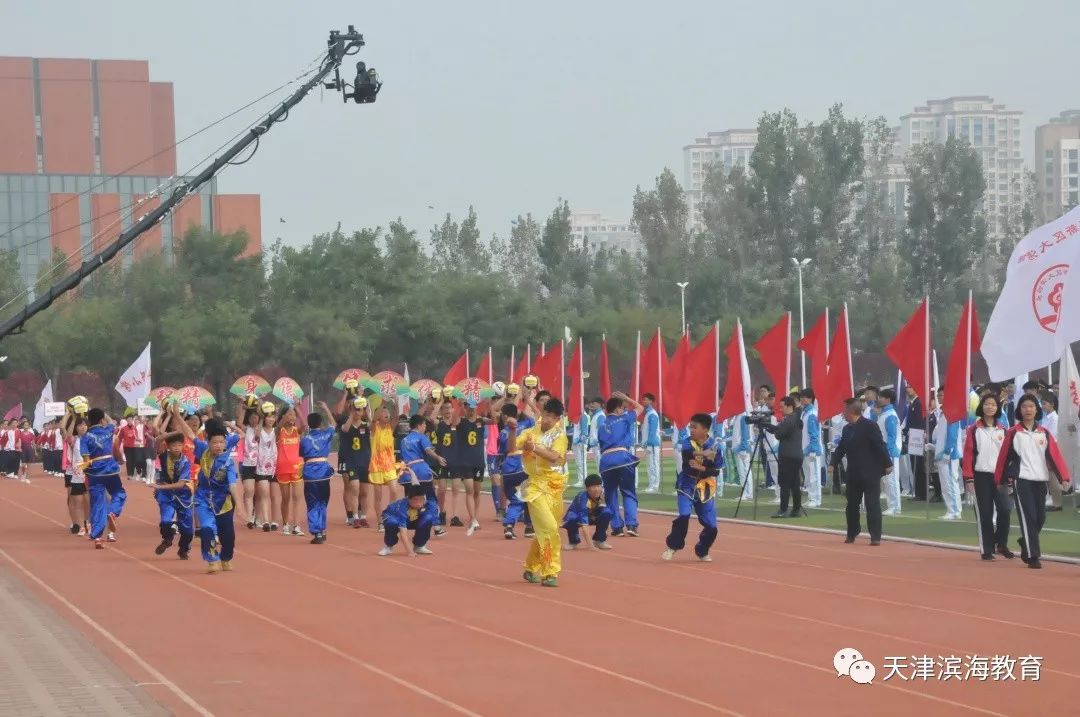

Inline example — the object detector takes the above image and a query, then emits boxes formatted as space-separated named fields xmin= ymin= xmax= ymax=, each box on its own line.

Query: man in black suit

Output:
xmin=830 ymin=399 xmax=893 ymax=546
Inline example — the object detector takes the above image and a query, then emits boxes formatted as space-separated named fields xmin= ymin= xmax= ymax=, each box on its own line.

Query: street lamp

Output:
xmin=676 ymin=281 xmax=689 ymax=335
xmin=790 ymin=257 xmax=812 ymax=388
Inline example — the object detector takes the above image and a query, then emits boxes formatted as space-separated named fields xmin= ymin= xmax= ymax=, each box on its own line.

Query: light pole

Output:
xmin=790 ymin=257 xmax=811 ymax=388
xmin=676 ymin=281 xmax=689 ymax=335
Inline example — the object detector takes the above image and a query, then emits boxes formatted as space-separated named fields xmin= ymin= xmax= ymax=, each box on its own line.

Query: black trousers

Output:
xmin=845 ymin=474 xmax=882 ymax=541
xmin=123 ymin=448 xmax=145 ymax=477
xmin=971 ymin=472 xmax=1010 ymax=555
xmin=1013 ymin=479 xmax=1048 ymax=560
xmin=778 ymin=457 xmax=802 ymax=514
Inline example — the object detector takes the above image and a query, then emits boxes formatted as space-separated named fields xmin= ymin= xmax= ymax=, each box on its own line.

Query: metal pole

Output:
xmin=798 ymin=264 xmax=806 ymax=388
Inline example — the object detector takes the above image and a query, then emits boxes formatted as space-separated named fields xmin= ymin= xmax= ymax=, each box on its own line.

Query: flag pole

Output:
xmin=925 ymin=295 xmax=931 ymax=521
xmin=634 ymin=330 xmax=641 ymax=399
xmin=526 ymin=343 xmax=531 ymax=374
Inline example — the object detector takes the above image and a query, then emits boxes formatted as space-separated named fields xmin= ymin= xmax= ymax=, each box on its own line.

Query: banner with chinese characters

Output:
xmin=115 ymin=342 xmax=152 ymax=408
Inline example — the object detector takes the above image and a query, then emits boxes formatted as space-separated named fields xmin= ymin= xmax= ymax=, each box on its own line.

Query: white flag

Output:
xmin=398 ymin=364 xmax=411 ymax=416
xmin=983 ymin=206 xmax=1080 ymax=380
xmin=115 ymin=342 xmax=151 ymax=408
xmin=32 ymin=380 xmax=53 ymax=432
xmin=1058 ymin=346 xmax=1080 ymax=481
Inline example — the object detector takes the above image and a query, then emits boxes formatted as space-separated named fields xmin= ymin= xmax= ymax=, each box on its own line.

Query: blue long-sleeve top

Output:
xmin=588 ymin=410 xmax=605 ymax=449
xmin=496 ymin=416 xmax=533 ymax=475
xmin=641 ymin=408 xmax=661 ymax=447
xmin=802 ymin=404 xmax=823 ymax=456
xmin=156 ymin=451 xmax=192 ymax=485
xmin=935 ymin=421 xmax=961 ymax=460
xmin=732 ymin=415 xmax=751 ymax=453
xmin=598 ymin=410 xmax=639 ymax=473
xmin=573 ymin=414 xmax=589 ymax=446
xmin=878 ymin=405 xmax=901 ymax=458
xmin=381 ymin=497 xmax=439 ymax=529
xmin=400 ymin=430 xmax=435 ymax=482
xmin=564 ymin=490 xmax=610 ymax=525
xmin=675 ymin=436 xmax=722 ymax=501
xmin=709 ymin=414 xmax=727 ymax=443
xmin=300 ymin=426 xmax=335 ymax=480
xmin=194 ymin=434 xmax=240 ymax=514
xmin=82 ymin=424 xmax=120 ymax=477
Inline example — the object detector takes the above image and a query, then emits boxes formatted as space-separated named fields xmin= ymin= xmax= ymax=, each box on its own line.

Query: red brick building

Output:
xmin=0 ymin=56 xmax=261 ymax=285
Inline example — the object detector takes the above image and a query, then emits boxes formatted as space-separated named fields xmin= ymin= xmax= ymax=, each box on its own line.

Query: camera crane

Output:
xmin=0 ymin=25 xmax=381 ymax=342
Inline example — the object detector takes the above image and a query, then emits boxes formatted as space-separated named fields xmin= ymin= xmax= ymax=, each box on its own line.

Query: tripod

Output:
xmin=733 ymin=427 xmax=805 ymax=519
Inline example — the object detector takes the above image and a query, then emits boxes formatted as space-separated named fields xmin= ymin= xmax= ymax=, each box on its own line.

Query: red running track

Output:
xmin=0 ymin=470 xmax=1076 ymax=716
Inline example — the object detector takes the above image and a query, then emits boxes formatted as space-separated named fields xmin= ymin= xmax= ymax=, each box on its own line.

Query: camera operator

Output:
xmin=762 ymin=396 xmax=804 ymax=518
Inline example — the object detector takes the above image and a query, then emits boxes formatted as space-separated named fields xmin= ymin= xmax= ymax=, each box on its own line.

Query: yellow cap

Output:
xmin=261 ymin=401 xmax=276 ymax=415
xmin=430 ymin=387 xmax=442 ymax=401
xmin=443 ymin=384 xmax=456 ymax=398
xmin=344 ymin=378 xmax=359 ymax=391
xmin=523 ymin=375 xmax=539 ymax=389
xmin=352 ymin=397 xmax=368 ymax=410
xmin=506 ymin=383 xmax=520 ymax=395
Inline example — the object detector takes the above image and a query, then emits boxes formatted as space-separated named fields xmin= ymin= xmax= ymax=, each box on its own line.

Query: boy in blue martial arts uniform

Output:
xmin=83 ymin=408 xmax=126 ymax=549
xmin=598 ymin=392 xmax=642 ymax=537
xmin=378 ymin=478 xmax=439 ymax=557
xmin=153 ymin=434 xmax=194 ymax=559
xmin=662 ymin=413 xmax=722 ymax=563
xmin=399 ymin=413 xmax=447 ymax=505
xmin=300 ymin=401 xmax=337 ymax=545
xmin=497 ymin=403 xmax=534 ymax=540
xmin=562 ymin=474 xmax=613 ymax=550
xmin=189 ymin=419 xmax=247 ymax=574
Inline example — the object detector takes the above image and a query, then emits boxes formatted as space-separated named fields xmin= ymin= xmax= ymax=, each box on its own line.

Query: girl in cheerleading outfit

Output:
xmin=961 ymin=393 xmax=1013 ymax=561
xmin=275 ymin=407 xmax=305 ymax=536
xmin=993 ymin=393 xmax=1071 ymax=569
xmin=60 ymin=408 xmax=90 ymax=535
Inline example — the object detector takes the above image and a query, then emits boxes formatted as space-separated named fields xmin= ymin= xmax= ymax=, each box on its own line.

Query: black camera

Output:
xmin=745 ymin=409 xmax=774 ymax=427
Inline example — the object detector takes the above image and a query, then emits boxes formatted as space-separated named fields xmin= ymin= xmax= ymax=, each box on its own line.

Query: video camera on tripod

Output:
xmin=744 ymin=406 xmax=775 ymax=428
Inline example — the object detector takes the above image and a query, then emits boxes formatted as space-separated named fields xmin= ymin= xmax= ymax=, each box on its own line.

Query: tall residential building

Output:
xmin=683 ymin=129 xmax=757 ymax=231
xmin=897 ymin=96 xmax=1024 ymax=236
xmin=0 ymin=56 xmax=261 ymax=287
xmin=1035 ymin=110 xmax=1080 ymax=221
xmin=569 ymin=210 xmax=641 ymax=254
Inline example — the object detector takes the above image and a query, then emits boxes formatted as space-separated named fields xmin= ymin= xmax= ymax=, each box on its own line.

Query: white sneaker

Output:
xmin=661 ymin=548 xmax=676 ymax=561
xmin=106 ymin=532 xmax=116 ymax=542
xmin=595 ymin=542 xmax=612 ymax=551
xmin=565 ymin=543 xmax=578 ymax=551
xmin=805 ymin=501 xmax=820 ymax=508
xmin=881 ymin=509 xmax=898 ymax=516
xmin=291 ymin=526 xmax=305 ymax=536
xmin=377 ymin=546 xmax=393 ymax=556
xmin=281 ymin=524 xmax=292 ymax=535
xmin=697 ymin=554 xmax=713 ymax=562
xmin=415 ymin=545 xmax=433 ymax=555
xmin=466 ymin=519 xmax=480 ymax=537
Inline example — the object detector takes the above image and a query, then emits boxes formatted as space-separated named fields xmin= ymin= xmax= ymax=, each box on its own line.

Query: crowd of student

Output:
xmin=27 ymin=372 xmax=1075 ymax=587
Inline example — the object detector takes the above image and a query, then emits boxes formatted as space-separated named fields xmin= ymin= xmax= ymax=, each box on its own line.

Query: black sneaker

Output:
xmin=503 ymin=527 xmax=516 ymax=540
xmin=154 ymin=540 xmax=172 ymax=556
xmin=844 ymin=536 xmax=856 ymax=544
xmin=69 ymin=523 xmax=80 ymax=535
xmin=981 ymin=553 xmax=995 ymax=561
xmin=450 ymin=516 xmax=465 ymax=527
xmin=625 ymin=527 xmax=639 ymax=537
xmin=996 ymin=545 xmax=1015 ymax=560
xmin=177 ymin=549 xmax=189 ymax=560
xmin=434 ymin=526 xmax=447 ymax=537
xmin=1028 ymin=558 xmax=1043 ymax=569
xmin=262 ymin=523 xmax=272 ymax=532
xmin=311 ymin=533 xmax=327 ymax=545
xmin=523 ymin=528 xmax=536 ymax=538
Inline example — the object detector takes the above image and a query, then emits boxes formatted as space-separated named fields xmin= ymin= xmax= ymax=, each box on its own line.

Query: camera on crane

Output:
xmin=348 ymin=62 xmax=382 ymax=103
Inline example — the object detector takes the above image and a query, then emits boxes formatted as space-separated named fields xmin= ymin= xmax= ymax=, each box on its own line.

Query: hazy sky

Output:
xmin=6 ymin=0 xmax=1078 ymax=249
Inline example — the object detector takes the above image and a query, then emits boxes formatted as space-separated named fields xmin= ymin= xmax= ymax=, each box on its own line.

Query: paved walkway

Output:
xmin=0 ymin=566 xmax=168 ymax=716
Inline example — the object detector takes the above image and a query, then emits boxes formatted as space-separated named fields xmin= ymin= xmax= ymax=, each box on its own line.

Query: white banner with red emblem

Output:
xmin=983 ymin=207 xmax=1080 ymax=380
xmin=115 ymin=343 xmax=152 ymax=408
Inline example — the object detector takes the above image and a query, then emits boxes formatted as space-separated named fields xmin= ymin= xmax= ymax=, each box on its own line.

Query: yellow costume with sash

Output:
xmin=516 ymin=423 xmax=569 ymax=579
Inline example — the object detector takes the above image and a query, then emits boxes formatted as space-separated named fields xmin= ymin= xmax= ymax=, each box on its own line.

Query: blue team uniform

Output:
xmin=665 ymin=436 xmax=722 ymax=558
xmin=193 ymin=434 xmax=241 ymax=564
xmin=155 ymin=451 xmax=193 ymax=555
xmin=82 ymin=423 xmax=126 ymax=541
xmin=300 ymin=426 xmax=335 ymax=535
xmin=498 ymin=417 xmax=534 ymax=530
xmin=382 ymin=497 xmax=439 ymax=549
xmin=562 ymin=490 xmax=613 ymax=546
xmin=400 ymin=431 xmax=435 ymax=483
xmin=598 ymin=410 xmax=640 ymax=532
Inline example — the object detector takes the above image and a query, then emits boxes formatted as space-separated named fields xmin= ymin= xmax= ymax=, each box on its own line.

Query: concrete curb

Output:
xmin=635 ymin=508 xmax=1080 ymax=566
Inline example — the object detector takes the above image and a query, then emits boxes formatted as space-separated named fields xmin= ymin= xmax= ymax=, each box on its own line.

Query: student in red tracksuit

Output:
xmin=993 ymin=393 xmax=1071 ymax=569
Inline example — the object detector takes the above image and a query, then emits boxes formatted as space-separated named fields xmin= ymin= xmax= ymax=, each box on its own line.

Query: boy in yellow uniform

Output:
xmin=505 ymin=397 xmax=569 ymax=587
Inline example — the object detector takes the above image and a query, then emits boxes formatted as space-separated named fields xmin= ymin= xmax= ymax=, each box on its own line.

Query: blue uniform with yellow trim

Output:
xmin=381 ymin=497 xmax=439 ymax=549
xmin=597 ymin=409 xmax=640 ymax=532
xmin=82 ymin=423 xmax=126 ymax=540
xmin=155 ymin=451 xmax=193 ymax=554
xmin=561 ymin=489 xmax=613 ymax=545
xmin=194 ymin=434 xmax=241 ymax=563
xmin=300 ymin=426 xmax=335 ymax=535
xmin=399 ymin=431 xmax=435 ymax=484
xmin=498 ymin=417 xmax=534 ymax=530
xmin=665 ymin=436 xmax=722 ymax=558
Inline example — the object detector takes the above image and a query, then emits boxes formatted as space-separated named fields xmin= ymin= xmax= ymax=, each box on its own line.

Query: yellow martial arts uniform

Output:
xmin=516 ymin=424 xmax=569 ymax=579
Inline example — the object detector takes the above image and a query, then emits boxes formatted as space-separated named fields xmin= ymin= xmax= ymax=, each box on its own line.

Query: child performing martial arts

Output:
xmin=152 ymin=434 xmax=194 ymax=560
xmin=662 ymin=413 xmax=722 ymax=563
xmin=562 ymin=474 xmax=613 ymax=551
xmin=378 ymin=477 xmax=439 ymax=557
xmin=189 ymin=419 xmax=248 ymax=573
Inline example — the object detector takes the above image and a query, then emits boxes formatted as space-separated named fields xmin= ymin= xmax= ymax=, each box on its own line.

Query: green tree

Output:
xmin=632 ymin=168 xmax=691 ymax=308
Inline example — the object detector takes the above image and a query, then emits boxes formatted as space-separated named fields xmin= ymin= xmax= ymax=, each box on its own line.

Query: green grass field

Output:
xmin=568 ymin=456 xmax=1080 ymax=558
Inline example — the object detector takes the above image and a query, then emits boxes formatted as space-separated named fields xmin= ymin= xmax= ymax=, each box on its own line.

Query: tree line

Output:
xmin=0 ymin=103 xmax=1034 ymax=404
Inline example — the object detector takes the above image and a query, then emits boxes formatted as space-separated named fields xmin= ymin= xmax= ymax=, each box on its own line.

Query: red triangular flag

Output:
xmin=664 ymin=334 xmax=691 ymax=425
xmin=797 ymin=311 xmax=829 ymax=393
xmin=532 ymin=340 xmax=564 ymax=400
xmin=678 ymin=324 xmax=720 ymax=425
xmin=566 ymin=339 xmax=584 ymax=422
xmin=717 ymin=320 xmax=752 ymax=422
xmin=513 ymin=345 xmax=531 ymax=384
xmin=885 ymin=298 xmax=932 ymax=405
xmin=3 ymin=404 xmax=22 ymax=421
xmin=475 ymin=348 xmax=493 ymax=384
xmin=943 ymin=294 xmax=981 ymax=423
xmin=599 ymin=336 xmax=612 ymax=400
xmin=443 ymin=351 xmax=470 ymax=386
xmin=820 ymin=305 xmax=853 ymax=420
xmin=639 ymin=329 xmax=668 ymax=416
xmin=753 ymin=313 xmax=791 ymax=418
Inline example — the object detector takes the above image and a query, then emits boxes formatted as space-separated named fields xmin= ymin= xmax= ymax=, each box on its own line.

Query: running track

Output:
xmin=0 ymin=471 xmax=1075 ymax=717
